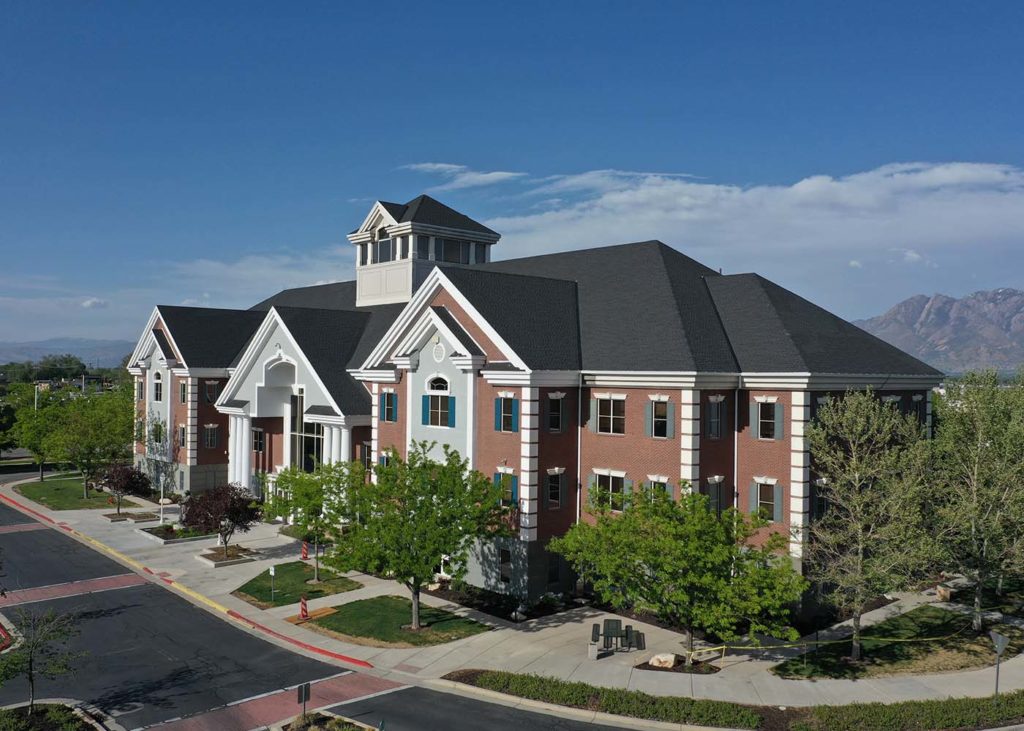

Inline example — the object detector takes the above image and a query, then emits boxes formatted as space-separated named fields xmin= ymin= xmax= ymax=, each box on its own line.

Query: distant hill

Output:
xmin=855 ymin=288 xmax=1024 ymax=375
xmin=0 ymin=338 xmax=134 ymax=368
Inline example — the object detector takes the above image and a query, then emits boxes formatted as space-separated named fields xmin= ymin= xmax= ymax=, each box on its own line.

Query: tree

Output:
xmin=551 ymin=487 xmax=806 ymax=661
xmin=0 ymin=400 xmax=15 ymax=454
xmin=35 ymin=354 xmax=87 ymax=381
xmin=932 ymin=371 xmax=1024 ymax=632
xmin=0 ymin=609 xmax=82 ymax=715
xmin=44 ymin=384 xmax=133 ymax=498
xmin=805 ymin=389 xmax=932 ymax=661
xmin=329 ymin=443 xmax=508 ymax=630
xmin=274 ymin=463 xmax=347 ymax=582
xmin=182 ymin=484 xmax=262 ymax=557
xmin=99 ymin=464 xmax=151 ymax=515
xmin=8 ymin=383 xmax=63 ymax=481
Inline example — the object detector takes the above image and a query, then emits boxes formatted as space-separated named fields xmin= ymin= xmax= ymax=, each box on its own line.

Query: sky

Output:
xmin=1 ymin=1 xmax=1023 ymax=341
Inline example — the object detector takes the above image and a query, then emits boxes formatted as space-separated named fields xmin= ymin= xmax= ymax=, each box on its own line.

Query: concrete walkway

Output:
xmin=4 ymin=477 xmax=1023 ymax=709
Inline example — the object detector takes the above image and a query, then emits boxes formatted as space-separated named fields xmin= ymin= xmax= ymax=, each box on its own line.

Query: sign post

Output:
xmin=297 ymin=681 xmax=311 ymax=719
xmin=991 ymin=630 xmax=1010 ymax=702
xmin=269 ymin=564 xmax=276 ymax=603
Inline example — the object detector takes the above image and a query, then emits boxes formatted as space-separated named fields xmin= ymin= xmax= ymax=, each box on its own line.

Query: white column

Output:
xmin=323 ymin=425 xmax=335 ymax=465
xmin=339 ymin=426 xmax=351 ymax=463
xmin=228 ymin=415 xmax=240 ymax=484
xmin=282 ymin=399 xmax=292 ymax=469
xmin=239 ymin=415 xmax=252 ymax=489
xmin=789 ymin=391 xmax=811 ymax=565
xmin=519 ymin=387 xmax=540 ymax=542
xmin=680 ymin=389 xmax=700 ymax=490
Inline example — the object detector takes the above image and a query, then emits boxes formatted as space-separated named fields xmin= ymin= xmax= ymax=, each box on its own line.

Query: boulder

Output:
xmin=648 ymin=653 xmax=677 ymax=669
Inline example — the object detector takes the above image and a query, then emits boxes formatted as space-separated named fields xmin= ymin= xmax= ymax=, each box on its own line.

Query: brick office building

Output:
xmin=128 ymin=195 xmax=942 ymax=601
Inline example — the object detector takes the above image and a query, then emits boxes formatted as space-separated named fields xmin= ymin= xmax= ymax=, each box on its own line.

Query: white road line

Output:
xmin=328 ymin=684 xmax=410 ymax=707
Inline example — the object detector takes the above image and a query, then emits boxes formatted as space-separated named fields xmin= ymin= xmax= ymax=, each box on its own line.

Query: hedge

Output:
xmin=800 ymin=691 xmax=1024 ymax=731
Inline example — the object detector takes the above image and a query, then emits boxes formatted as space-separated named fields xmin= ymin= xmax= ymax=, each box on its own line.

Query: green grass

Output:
xmin=14 ymin=475 xmax=140 ymax=511
xmin=312 ymin=595 xmax=489 ymax=647
xmin=773 ymin=604 xmax=1024 ymax=679
xmin=954 ymin=577 xmax=1024 ymax=618
xmin=232 ymin=561 xmax=361 ymax=608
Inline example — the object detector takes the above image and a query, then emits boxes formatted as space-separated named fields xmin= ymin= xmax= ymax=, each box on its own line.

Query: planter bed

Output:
xmin=423 ymin=581 xmax=570 ymax=623
xmin=138 ymin=525 xmax=217 ymax=545
xmin=197 ymin=545 xmax=258 ymax=568
xmin=0 ymin=703 xmax=96 ymax=731
xmin=635 ymin=654 xmax=720 ymax=674
xmin=124 ymin=512 xmax=160 ymax=523
xmin=282 ymin=711 xmax=369 ymax=730
xmin=102 ymin=512 xmax=128 ymax=522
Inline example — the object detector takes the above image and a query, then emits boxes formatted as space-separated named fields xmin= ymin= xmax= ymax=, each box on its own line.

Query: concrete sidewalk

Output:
xmin=4 ymin=476 xmax=1023 ymax=709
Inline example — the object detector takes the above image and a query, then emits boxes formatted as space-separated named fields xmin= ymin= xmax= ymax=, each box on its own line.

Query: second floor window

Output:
xmin=380 ymin=392 xmax=397 ymax=422
xmin=179 ymin=382 xmax=187 ymax=404
xmin=651 ymin=401 xmax=668 ymax=438
xmin=203 ymin=425 xmax=218 ymax=449
xmin=757 ymin=401 xmax=778 ymax=439
xmin=423 ymin=377 xmax=453 ymax=428
xmin=205 ymin=382 xmax=219 ymax=403
xmin=597 ymin=398 xmax=625 ymax=435
xmin=136 ymin=380 xmax=144 ymax=401
xmin=706 ymin=400 xmax=724 ymax=439
xmin=548 ymin=396 xmax=563 ymax=432
xmin=153 ymin=373 xmax=163 ymax=402
xmin=495 ymin=396 xmax=518 ymax=432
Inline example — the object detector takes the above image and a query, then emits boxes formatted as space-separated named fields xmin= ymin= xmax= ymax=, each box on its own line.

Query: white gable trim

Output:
xmin=357 ymin=267 xmax=529 ymax=373
xmin=216 ymin=307 xmax=344 ymax=416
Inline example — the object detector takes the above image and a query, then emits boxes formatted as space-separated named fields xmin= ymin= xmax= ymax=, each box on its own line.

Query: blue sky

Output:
xmin=1 ymin=1 xmax=1023 ymax=341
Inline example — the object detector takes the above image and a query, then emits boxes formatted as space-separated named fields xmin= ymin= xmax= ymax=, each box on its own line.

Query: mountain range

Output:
xmin=855 ymin=288 xmax=1024 ymax=375
xmin=0 ymin=338 xmax=135 ymax=368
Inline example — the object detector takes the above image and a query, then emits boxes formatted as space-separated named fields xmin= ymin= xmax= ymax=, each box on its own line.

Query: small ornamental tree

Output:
xmin=329 ymin=442 xmax=508 ymax=631
xmin=551 ymin=487 xmax=807 ymax=662
xmin=182 ymin=484 xmax=262 ymax=556
xmin=274 ymin=462 xmax=351 ymax=581
xmin=0 ymin=609 xmax=82 ymax=715
xmin=100 ymin=464 xmax=151 ymax=514
xmin=9 ymin=383 xmax=62 ymax=482
xmin=805 ymin=389 xmax=933 ymax=660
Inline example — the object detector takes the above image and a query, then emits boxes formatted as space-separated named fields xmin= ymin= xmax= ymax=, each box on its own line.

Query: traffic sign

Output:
xmin=297 ymin=682 xmax=310 ymax=704
xmin=991 ymin=630 xmax=1009 ymax=656
xmin=269 ymin=565 xmax=276 ymax=577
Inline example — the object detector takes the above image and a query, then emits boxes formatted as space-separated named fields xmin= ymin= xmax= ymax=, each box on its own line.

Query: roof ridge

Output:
xmin=443 ymin=263 xmax=579 ymax=286
xmin=653 ymin=242 xmax=702 ymax=366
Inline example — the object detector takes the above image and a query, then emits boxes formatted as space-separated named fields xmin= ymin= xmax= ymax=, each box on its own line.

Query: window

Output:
xmin=597 ymin=398 xmax=625 ymax=434
xmin=706 ymin=400 xmax=723 ymax=439
xmin=701 ymin=481 xmax=725 ymax=515
xmin=151 ymin=422 xmax=165 ymax=444
xmin=361 ymin=442 xmax=372 ymax=470
xmin=374 ymin=238 xmax=394 ymax=264
xmin=179 ymin=382 xmax=187 ymax=404
xmin=494 ymin=472 xmax=518 ymax=507
xmin=425 ymin=377 xmax=452 ymax=427
xmin=203 ymin=425 xmax=218 ymax=449
xmin=177 ymin=425 xmax=186 ymax=447
xmin=495 ymin=396 xmax=518 ymax=432
xmin=437 ymin=239 xmax=470 ymax=264
xmin=290 ymin=390 xmax=324 ymax=471
xmin=757 ymin=482 xmax=775 ymax=518
xmin=650 ymin=480 xmax=668 ymax=497
xmin=499 ymin=548 xmax=512 ymax=584
xmin=651 ymin=401 xmax=668 ymax=438
xmin=399 ymin=236 xmax=409 ymax=259
xmin=596 ymin=473 xmax=626 ymax=511
xmin=153 ymin=373 xmax=163 ymax=402
xmin=359 ymin=243 xmax=368 ymax=266
xmin=416 ymin=235 xmax=430 ymax=260
xmin=205 ymin=382 xmax=218 ymax=403
xmin=379 ymin=453 xmax=391 ymax=467
xmin=473 ymin=242 xmax=487 ymax=264
xmin=136 ymin=380 xmax=144 ymax=401
xmin=252 ymin=429 xmax=265 ymax=453
xmin=548 ymin=397 xmax=563 ymax=432
xmin=547 ymin=472 xmax=562 ymax=509
xmin=757 ymin=402 xmax=776 ymax=439
xmin=380 ymin=392 xmax=397 ymax=422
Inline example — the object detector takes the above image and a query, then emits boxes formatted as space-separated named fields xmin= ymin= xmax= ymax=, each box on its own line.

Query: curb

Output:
xmin=0 ymin=488 xmax=374 ymax=671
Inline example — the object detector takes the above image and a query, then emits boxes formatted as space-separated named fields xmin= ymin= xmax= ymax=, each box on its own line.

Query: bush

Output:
xmin=805 ymin=690 xmax=1024 ymax=731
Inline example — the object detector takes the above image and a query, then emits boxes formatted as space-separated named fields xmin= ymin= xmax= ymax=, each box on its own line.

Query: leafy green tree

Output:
xmin=274 ymin=462 xmax=352 ymax=581
xmin=805 ymin=389 xmax=933 ymax=660
xmin=932 ymin=371 xmax=1024 ymax=632
xmin=329 ymin=443 xmax=508 ymax=630
xmin=8 ymin=383 xmax=63 ymax=481
xmin=0 ymin=609 xmax=82 ymax=715
xmin=44 ymin=384 xmax=133 ymax=497
xmin=551 ymin=487 xmax=806 ymax=661
xmin=35 ymin=354 xmax=87 ymax=381
xmin=0 ymin=401 xmax=15 ymax=454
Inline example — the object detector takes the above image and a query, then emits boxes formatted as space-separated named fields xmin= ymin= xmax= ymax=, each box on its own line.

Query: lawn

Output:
xmin=954 ymin=577 xmax=1024 ymax=618
xmin=233 ymin=561 xmax=362 ymax=608
xmin=310 ymin=595 xmax=489 ymax=647
xmin=773 ymin=604 xmax=1024 ymax=679
xmin=14 ymin=475 xmax=140 ymax=511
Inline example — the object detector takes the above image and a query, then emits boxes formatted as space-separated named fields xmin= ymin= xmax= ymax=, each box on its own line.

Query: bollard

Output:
xmin=301 ymin=541 xmax=309 ymax=561
xmin=300 ymin=595 xmax=309 ymax=620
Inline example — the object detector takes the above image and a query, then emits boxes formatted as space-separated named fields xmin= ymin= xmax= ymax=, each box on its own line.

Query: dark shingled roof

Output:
xmin=156 ymin=306 xmax=266 ymax=369
xmin=440 ymin=267 xmax=581 ymax=370
xmin=273 ymin=307 xmax=376 ymax=415
xmin=361 ymin=194 xmax=498 ymax=237
xmin=706 ymin=274 xmax=941 ymax=376
xmin=431 ymin=306 xmax=484 ymax=357
xmin=477 ymin=242 xmax=739 ymax=372
xmin=151 ymin=328 xmax=177 ymax=362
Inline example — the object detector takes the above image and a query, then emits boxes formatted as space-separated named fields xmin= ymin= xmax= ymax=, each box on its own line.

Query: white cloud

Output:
xmin=80 ymin=297 xmax=109 ymax=309
xmin=402 ymin=163 xmax=527 ymax=191
xmin=903 ymin=249 xmax=923 ymax=263
xmin=848 ymin=260 xmax=863 ymax=269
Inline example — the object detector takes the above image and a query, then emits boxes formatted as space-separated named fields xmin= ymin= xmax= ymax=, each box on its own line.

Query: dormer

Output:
xmin=348 ymin=194 xmax=500 ymax=307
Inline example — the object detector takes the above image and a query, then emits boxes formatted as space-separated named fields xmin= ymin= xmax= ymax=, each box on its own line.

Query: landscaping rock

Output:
xmin=649 ymin=653 xmax=677 ymax=669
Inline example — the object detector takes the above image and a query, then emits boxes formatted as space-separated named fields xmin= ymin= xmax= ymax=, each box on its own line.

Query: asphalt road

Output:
xmin=330 ymin=686 xmax=625 ymax=731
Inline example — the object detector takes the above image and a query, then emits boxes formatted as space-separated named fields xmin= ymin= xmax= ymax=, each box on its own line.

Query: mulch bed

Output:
xmin=792 ymin=594 xmax=897 ymax=637
xmin=634 ymin=655 xmax=720 ymax=674
xmin=423 ymin=582 xmax=569 ymax=622
xmin=202 ymin=545 xmax=255 ymax=560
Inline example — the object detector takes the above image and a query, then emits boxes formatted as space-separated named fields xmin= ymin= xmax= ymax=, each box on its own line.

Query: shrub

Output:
xmin=806 ymin=690 xmax=1024 ymax=731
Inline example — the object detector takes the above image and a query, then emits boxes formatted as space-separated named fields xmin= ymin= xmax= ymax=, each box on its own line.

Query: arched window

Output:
xmin=429 ymin=377 xmax=449 ymax=393
xmin=153 ymin=372 xmax=163 ymax=402
xmin=425 ymin=377 xmax=453 ymax=427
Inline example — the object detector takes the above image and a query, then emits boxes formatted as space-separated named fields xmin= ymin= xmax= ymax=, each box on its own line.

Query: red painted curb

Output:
xmin=226 ymin=610 xmax=374 ymax=669
xmin=0 ymin=623 xmax=11 ymax=652
xmin=0 ymin=493 xmax=57 ymax=525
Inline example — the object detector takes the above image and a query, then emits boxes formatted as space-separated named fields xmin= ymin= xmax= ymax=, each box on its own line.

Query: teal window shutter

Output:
xmin=588 ymin=399 xmax=598 ymax=432
xmin=494 ymin=472 xmax=501 ymax=486
xmin=774 ymin=403 xmax=785 ymax=440
xmin=449 ymin=396 xmax=456 ymax=428
xmin=643 ymin=402 xmax=652 ymax=437
xmin=749 ymin=481 xmax=759 ymax=515
xmin=393 ymin=393 xmax=398 ymax=422
xmin=511 ymin=399 xmax=519 ymax=432
xmin=750 ymin=400 xmax=760 ymax=437
xmin=511 ymin=475 xmax=519 ymax=502
xmin=624 ymin=479 xmax=633 ymax=509
xmin=494 ymin=398 xmax=502 ymax=431
xmin=379 ymin=393 xmax=386 ymax=419
xmin=666 ymin=402 xmax=676 ymax=438
xmin=664 ymin=481 xmax=674 ymax=500
xmin=773 ymin=484 xmax=784 ymax=523
xmin=421 ymin=395 xmax=429 ymax=425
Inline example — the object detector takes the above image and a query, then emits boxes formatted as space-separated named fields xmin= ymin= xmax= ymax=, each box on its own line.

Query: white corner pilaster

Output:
xmin=323 ymin=426 xmax=335 ymax=465
xmin=239 ymin=414 xmax=252 ymax=490
xmin=789 ymin=391 xmax=811 ymax=561
xmin=339 ymin=426 xmax=351 ymax=463
xmin=519 ymin=387 xmax=539 ymax=542
xmin=680 ymin=389 xmax=700 ymax=490
xmin=282 ymin=399 xmax=292 ymax=469
xmin=370 ymin=382 xmax=380 ymax=481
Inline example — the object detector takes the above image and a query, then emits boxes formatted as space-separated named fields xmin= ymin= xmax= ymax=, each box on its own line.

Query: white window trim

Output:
xmin=882 ymin=395 xmax=901 ymax=403
xmin=496 ymin=465 xmax=515 ymax=475
xmin=647 ymin=474 xmax=669 ymax=483
xmin=708 ymin=475 xmax=725 ymax=484
xmin=754 ymin=395 xmax=778 ymax=404
xmin=753 ymin=475 xmax=778 ymax=485
xmin=912 ymin=394 xmax=924 ymax=402
xmin=549 ymin=391 xmax=566 ymax=400
xmin=425 ymin=374 xmax=450 ymax=394
xmin=708 ymin=394 xmax=725 ymax=403
xmin=592 ymin=467 xmax=627 ymax=478
xmin=382 ymin=387 xmax=395 ymax=394
xmin=497 ymin=390 xmax=516 ymax=399
xmin=594 ymin=392 xmax=626 ymax=400
xmin=648 ymin=394 xmax=670 ymax=402
xmin=546 ymin=467 xmax=566 ymax=475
